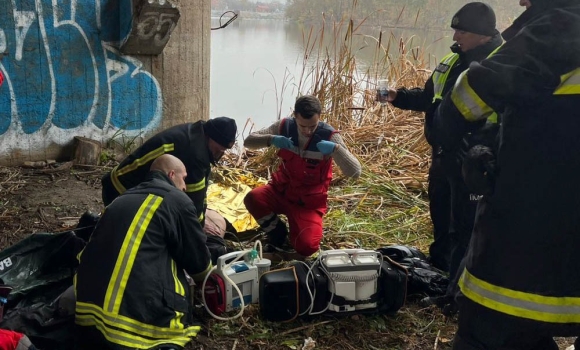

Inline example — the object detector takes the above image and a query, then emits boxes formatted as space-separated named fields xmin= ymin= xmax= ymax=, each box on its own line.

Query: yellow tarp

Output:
xmin=207 ymin=182 xmax=263 ymax=232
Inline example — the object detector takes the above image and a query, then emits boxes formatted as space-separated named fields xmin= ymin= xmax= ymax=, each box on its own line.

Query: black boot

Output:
xmin=267 ymin=220 xmax=288 ymax=248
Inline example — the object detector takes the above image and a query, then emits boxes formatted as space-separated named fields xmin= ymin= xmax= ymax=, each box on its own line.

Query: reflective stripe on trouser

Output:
xmin=459 ymin=268 xmax=580 ymax=323
xmin=451 ymin=70 xmax=495 ymax=122
xmin=76 ymin=302 xmax=199 ymax=349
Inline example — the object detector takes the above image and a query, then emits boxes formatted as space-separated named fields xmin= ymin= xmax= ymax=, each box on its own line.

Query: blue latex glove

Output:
xmin=271 ymin=135 xmax=294 ymax=150
xmin=316 ymin=140 xmax=337 ymax=155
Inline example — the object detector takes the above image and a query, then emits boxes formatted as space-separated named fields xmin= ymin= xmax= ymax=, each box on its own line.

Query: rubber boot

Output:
xmin=267 ymin=220 xmax=288 ymax=248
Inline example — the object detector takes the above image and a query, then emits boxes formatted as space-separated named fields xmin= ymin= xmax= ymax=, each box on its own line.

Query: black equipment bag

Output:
xmin=0 ymin=232 xmax=85 ymax=309
xmin=205 ymin=235 xmax=229 ymax=265
xmin=377 ymin=245 xmax=449 ymax=297
xmin=376 ymin=257 xmax=408 ymax=315
xmin=259 ymin=261 xmax=329 ymax=322
xmin=0 ymin=231 xmax=86 ymax=350
xmin=290 ymin=261 xmax=328 ymax=316
xmin=377 ymin=245 xmax=427 ymax=262
xmin=259 ymin=266 xmax=300 ymax=322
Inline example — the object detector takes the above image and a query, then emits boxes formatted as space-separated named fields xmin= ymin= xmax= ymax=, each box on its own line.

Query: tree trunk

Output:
xmin=73 ymin=137 xmax=102 ymax=165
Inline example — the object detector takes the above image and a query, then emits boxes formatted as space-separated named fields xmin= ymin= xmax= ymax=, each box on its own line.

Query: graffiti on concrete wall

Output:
xmin=0 ymin=0 xmax=162 ymax=152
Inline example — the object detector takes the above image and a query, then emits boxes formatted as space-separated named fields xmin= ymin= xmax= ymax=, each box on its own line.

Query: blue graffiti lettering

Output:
xmin=0 ymin=0 xmax=161 ymax=139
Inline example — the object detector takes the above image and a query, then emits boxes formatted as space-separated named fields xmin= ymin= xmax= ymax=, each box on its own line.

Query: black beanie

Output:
xmin=451 ymin=2 xmax=499 ymax=36
xmin=203 ymin=117 xmax=237 ymax=148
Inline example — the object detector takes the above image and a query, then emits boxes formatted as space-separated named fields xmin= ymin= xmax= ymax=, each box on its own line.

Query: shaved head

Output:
xmin=151 ymin=154 xmax=184 ymax=172
xmin=150 ymin=154 xmax=187 ymax=191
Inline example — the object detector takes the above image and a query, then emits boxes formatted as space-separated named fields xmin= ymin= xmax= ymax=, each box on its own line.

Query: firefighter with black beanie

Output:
xmin=101 ymin=117 xmax=237 ymax=226
xmin=384 ymin=2 xmax=502 ymax=283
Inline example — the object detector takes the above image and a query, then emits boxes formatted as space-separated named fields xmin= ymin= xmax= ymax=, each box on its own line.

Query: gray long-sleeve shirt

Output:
xmin=244 ymin=120 xmax=362 ymax=178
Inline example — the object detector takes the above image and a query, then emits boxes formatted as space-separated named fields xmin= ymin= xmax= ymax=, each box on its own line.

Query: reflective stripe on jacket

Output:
xmin=459 ymin=268 xmax=580 ymax=323
xmin=451 ymin=70 xmax=496 ymax=122
xmin=449 ymin=42 xmax=501 ymax=124
xmin=75 ymin=172 xmax=212 ymax=349
xmin=108 ymin=122 xmax=210 ymax=223
xmin=555 ymin=68 xmax=580 ymax=95
xmin=432 ymin=52 xmax=460 ymax=103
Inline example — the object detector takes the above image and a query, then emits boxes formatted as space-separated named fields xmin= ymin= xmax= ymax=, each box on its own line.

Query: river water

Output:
xmin=209 ymin=18 xmax=453 ymax=134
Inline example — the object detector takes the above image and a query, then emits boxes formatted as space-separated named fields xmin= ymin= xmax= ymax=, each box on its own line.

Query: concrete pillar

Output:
xmin=150 ymin=0 xmax=211 ymax=128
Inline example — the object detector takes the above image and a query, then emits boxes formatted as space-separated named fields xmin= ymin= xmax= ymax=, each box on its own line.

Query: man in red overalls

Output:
xmin=244 ymin=95 xmax=361 ymax=257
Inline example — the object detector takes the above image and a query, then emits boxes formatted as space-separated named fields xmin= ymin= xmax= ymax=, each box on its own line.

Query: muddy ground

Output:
xmin=0 ymin=165 xmax=574 ymax=350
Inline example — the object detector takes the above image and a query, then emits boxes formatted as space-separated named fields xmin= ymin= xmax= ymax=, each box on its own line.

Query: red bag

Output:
xmin=203 ymin=274 xmax=226 ymax=316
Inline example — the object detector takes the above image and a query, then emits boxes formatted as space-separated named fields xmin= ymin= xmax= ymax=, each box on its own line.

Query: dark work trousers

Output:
xmin=453 ymin=297 xmax=580 ymax=350
xmin=427 ymin=154 xmax=452 ymax=272
xmin=447 ymin=171 xmax=479 ymax=289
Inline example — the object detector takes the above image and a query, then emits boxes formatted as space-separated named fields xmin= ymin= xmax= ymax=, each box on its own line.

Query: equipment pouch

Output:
xmin=259 ymin=267 xmax=300 ymax=322
xmin=376 ymin=257 xmax=408 ymax=315
xmin=289 ymin=261 xmax=328 ymax=316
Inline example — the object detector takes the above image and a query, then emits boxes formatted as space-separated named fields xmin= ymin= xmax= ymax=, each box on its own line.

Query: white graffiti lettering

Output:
xmin=0 ymin=29 xmax=6 ymax=53
xmin=107 ymin=58 xmax=130 ymax=84
xmin=13 ymin=10 xmax=37 ymax=61
xmin=0 ymin=0 xmax=163 ymax=152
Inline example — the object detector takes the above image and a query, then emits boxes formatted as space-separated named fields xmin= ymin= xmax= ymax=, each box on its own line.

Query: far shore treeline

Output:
xmin=285 ymin=0 xmax=522 ymax=30
xmin=213 ymin=0 xmax=524 ymax=31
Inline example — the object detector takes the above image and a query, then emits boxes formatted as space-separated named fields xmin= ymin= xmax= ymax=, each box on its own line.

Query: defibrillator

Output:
xmin=259 ymin=248 xmax=392 ymax=321
xmin=319 ymin=249 xmax=382 ymax=312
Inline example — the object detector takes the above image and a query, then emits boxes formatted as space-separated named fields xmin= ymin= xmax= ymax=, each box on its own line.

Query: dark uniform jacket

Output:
xmin=391 ymin=35 xmax=502 ymax=147
xmin=107 ymin=122 xmax=212 ymax=223
xmin=433 ymin=0 xmax=580 ymax=324
xmin=75 ymin=171 xmax=212 ymax=349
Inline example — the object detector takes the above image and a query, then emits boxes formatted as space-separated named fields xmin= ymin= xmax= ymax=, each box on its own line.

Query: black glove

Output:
xmin=462 ymin=145 xmax=496 ymax=196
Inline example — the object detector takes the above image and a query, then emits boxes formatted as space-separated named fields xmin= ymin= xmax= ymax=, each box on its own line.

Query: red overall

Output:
xmin=0 ymin=329 xmax=34 ymax=350
xmin=245 ymin=119 xmax=335 ymax=256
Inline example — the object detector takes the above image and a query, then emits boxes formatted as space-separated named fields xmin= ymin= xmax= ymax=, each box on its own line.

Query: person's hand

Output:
xmin=462 ymin=145 xmax=496 ymax=196
xmin=271 ymin=136 xmax=294 ymax=150
xmin=376 ymin=88 xmax=397 ymax=103
xmin=387 ymin=88 xmax=397 ymax=102
xmin=316 ymin=140 xmax=337 ymax=155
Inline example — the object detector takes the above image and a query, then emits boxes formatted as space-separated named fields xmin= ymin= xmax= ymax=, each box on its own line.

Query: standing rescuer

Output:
xmin=384 ymin=2 xmax=502 ymax=280
xmin=432 ymin=0 xmax=580 ymax=349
